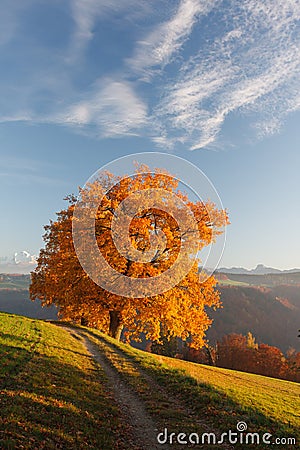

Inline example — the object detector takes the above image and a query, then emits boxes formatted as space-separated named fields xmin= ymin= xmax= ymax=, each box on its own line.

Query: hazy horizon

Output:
xmin=1 ymin=253 xmax=299 ymax=275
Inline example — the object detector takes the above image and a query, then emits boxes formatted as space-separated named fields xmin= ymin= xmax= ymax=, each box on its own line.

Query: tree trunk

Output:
xmin=108 ymin=310 xmax=123 ymax=341
xmin=80 ymin=316 xmax=89 ymax=326
xmin=205 ymin=345 xmax=216 ymax=366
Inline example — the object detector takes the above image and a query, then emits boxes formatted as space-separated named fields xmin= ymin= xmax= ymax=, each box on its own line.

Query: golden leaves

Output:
xmin=30 ymin=165 xmax=228 ymax=347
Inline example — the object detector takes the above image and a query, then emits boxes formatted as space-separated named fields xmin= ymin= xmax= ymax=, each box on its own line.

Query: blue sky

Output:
xmin=0 ymin=0 xmax=299 ymax=270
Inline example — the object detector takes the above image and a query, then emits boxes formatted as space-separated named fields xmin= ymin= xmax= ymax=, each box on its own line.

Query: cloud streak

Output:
xmin=70 ymin=0 xmax=121 ymax=57
xmin=154 ymin=0 xmax=300 ymax=149
xmin=0 ymin=0 xmax=299 ymax=150
xmin=67 ymin=0 xmax=300 ymax=148
xmin=69 ymin=0 xmax=150 ymax=60
xmin=128 ymin=0 xmax=218 ymax=78
xmin=60 ymin=79 xmax=148 ymax=137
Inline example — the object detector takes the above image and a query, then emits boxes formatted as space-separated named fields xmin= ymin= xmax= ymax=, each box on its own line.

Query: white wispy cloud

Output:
xmin=69 ymin=0 xmax=112 ymax=56
xmin=69 ymin=0 xmax=150 ymax=59
xmin=0 ymin=156 xmax=41 ymax=172
xmin=0 ymin=0 xmax=33 ymax=46
xmin=128 ymin=0 xmax=218 ymax=78
xmin=0 ymin=113 xmax=33 ymax=123
xmin=60 ymin=79 xmax=148 ymax=137
xmin=153 ymin=0 xmax=300 ymax=149
xmin=1 ymin=0 xmax=299 ymax=150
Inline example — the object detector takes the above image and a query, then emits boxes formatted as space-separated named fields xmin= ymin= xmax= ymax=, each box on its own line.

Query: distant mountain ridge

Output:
xmin=217 ymin=264 xmax=300 ymax=275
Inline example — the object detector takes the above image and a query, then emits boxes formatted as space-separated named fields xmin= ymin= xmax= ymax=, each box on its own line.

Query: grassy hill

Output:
xmin=0 ymin=313 xmax=120 ymax=449
xmin=0 ymin=313 xmax=299 ymax=449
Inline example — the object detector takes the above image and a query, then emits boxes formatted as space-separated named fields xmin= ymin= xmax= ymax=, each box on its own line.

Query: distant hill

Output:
xmin=206 ymin=285 xmax=300 ymax=352
xmin=0 ymin=273 xmax=31 ymax=290
xmin=218 ymin=263 xmax=300 ymax=275
xmin=0 ymin=290 xmax=57 ymax=320
xmin=0 ymin=273 xmax=57 ymax=320
xmin=215 ymin=271 xmax=300 ymax=286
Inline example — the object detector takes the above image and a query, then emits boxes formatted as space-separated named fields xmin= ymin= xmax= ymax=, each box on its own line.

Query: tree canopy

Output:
xmin=30 ymin=166 xmax=229 ymax=348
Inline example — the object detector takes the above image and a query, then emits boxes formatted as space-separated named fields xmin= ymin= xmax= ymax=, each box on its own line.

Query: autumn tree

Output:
xmin=217 ymin=333 xmax=248 ymax=370
xmin=285 ymin=349 xmax=300 ymax=382
xmin=215 ymin=332 xmax=296 ymax=380
xmin=246 ymin=331 xmax=258 ymax=350
xmin=30 ymin=166 xmax=228 ymax=347
xmin=255 ymin=344 xmax=285 ymax=378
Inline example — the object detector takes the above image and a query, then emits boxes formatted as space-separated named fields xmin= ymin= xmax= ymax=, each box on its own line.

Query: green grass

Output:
xmin=151 ymin=353 xmax=300 ymax=428
xmin=81 ymin=327 xmax=299 ymax=449
xmin=1 ymin=314 xmax=299 ymax=449
xmin=0 ymin=313 xmax=121 ymax=449
xmin=217 ymin=279 xmax=249 ymax=286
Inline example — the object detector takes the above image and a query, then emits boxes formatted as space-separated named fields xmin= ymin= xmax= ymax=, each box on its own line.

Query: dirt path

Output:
xmin=64 ymin=327 xmax=164 ymax=450
xmin=62 ymin=326 xmax=233 ymax=450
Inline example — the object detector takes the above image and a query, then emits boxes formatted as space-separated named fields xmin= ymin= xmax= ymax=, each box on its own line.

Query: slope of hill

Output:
xmin=0 ymin=313 xmax=299 ymax=449
xmin=0 ymin=313 xmax=120 ymax=449
xmin=207 ymin=285 xmax=300 ymax=352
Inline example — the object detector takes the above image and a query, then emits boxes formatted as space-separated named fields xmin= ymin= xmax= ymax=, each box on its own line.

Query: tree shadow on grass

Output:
xmin=75 ymin=327 xmax=299 ymax=450
xmin=0 ymin=344 xmax=118 ymax=450
xmin=0 ymin=330 xmax=91 ymax=358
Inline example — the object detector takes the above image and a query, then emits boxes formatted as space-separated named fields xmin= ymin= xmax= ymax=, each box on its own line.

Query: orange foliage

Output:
xmin=30 ymin=166 xmax=228 ymax=346
xmin=215 ymin=332 xmax=300 ymax=381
